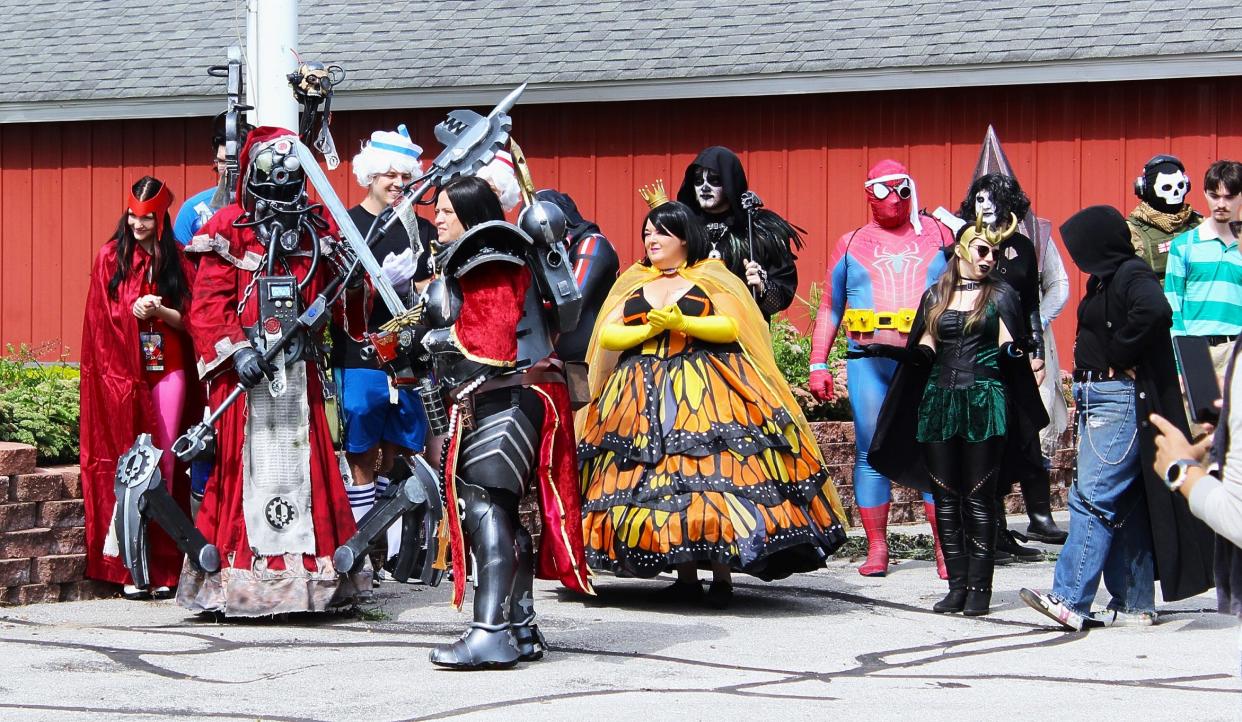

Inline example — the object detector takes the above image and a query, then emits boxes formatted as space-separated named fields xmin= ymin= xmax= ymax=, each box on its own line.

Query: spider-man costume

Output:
xmin=809 ymin=159 xmax=954 ymax=577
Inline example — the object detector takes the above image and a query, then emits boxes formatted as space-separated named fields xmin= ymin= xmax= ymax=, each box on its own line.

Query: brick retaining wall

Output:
xmin=0 ymin=442 xmax=110 ymax=606
xmin=810 ymin=421 xmax=1073 ymax=525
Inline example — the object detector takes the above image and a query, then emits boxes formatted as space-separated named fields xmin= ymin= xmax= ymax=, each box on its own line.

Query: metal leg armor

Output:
xmin=510 ymin=526 xmax=545 ymax=661
xmin=114 ymin=434 xmax=220 ymax=588
xmin=333 ymin=455 xmax=443 ymax=585
xmin=428 ymin=481 xmax=521 ymax=669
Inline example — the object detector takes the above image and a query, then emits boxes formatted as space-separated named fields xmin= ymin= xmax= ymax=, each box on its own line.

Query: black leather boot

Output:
xmin=963 ymin=491 xmax=996 ymax=617
xmin=509 ymin=526 xmax=545 ymax=662
xmin=430 ymin=483 xmax=521 ymax=670
xmin=995 ymin=500 xmax=1043 ymax=563
xmin=931 ymin=492 xmax=968 ymax=614
xmin=1020 ymin=471 xmax=1067 ymax=544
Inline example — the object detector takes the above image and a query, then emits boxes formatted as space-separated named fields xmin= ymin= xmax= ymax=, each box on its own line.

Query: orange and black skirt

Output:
xmin=578 ymin=346 xmax=846 ymax=580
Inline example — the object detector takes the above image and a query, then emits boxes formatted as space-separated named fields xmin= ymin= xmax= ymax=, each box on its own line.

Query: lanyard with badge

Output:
xmin=138 ymin=265 xmax=164 ymax=372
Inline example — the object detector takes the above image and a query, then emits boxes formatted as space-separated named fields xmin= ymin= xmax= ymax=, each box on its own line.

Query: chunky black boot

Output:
xmin=963 ymin=586 xmax=992 ymax=616
xmin=430 ymin=483 xmax=521 ymax=670
xmin=1020 ymin=472 xmax=1067 ymax=544
xmin=995 ymin=500 xmax=1043 ymax=562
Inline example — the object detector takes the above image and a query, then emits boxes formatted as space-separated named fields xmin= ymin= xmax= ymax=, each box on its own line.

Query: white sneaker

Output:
xmin=1091 ymin=609 xmax=1157 ymax=627
xmin=1020 ymin=588 xmax=1090 ymax=631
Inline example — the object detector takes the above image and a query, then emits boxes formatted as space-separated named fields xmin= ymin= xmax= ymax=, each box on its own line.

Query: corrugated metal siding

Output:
xmin=5 ymin=77 xmax=1242 ymax=364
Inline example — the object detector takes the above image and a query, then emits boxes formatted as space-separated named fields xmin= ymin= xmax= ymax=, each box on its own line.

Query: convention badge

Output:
xmin=139 ymin=331 xmax=164 ymax=372
xmin=388 ymin=374 xmax=399 ymax=405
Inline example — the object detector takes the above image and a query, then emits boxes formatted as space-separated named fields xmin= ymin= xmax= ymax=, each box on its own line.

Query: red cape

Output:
xmin=79 ymin=241 xmax=199 ymax=586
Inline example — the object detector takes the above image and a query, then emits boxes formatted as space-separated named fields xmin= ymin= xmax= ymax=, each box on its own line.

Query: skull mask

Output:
xmin=1138 ymin=156 xmax=1191 ymax=214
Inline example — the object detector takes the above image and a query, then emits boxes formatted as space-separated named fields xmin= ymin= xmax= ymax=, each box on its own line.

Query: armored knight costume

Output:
xmin=416 ymin=189 xmax=591 ymax=670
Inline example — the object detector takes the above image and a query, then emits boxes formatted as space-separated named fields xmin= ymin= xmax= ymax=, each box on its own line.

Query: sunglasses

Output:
xmin=870 ymin=179 xmax=912 ymax=201
xmin=972 ymin=244 xmax=994 ymax=259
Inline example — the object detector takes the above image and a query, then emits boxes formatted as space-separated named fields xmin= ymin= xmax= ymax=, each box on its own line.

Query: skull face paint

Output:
xmin=975 ymin=190 xmax=998 ymax=227
xmin=1152 ymin=170 xmax=1190 ymax=206
xmin=693 ymin=167 xmax=729 ymax=213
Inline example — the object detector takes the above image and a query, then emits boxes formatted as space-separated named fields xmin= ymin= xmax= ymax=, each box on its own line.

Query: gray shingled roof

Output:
xmin=7 ymin=0 xmax=1242 ymax=118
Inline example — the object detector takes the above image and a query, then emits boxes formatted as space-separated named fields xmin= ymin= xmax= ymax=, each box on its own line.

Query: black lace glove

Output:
xmin=233 ymin=347 xmax=275 ymax=389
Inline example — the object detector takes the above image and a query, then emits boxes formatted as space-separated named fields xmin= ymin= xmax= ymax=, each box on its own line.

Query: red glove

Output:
xmin=809 ymin=368 xmax=835 ymax=402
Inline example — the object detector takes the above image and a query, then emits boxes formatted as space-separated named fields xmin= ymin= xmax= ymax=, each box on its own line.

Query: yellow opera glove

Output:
xmin=679 ymin=313 xmax=739 ymax=343
xmin=599 ymin=322 xmax=659 ymax=351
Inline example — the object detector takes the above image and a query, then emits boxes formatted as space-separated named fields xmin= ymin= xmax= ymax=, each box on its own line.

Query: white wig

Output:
xmin=352 ymin=127 xmax=424 ymax=187
xmin=477 ymin=150 xmax=521 ymax=212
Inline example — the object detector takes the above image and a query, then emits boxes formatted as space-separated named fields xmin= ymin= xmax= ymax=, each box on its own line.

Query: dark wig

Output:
xmin=958 ymin=173 xmax=1031 ymax=228
xmin=107 ymin=176 xmax=190 ymax=310
xmin=640 ymin=201 xmax=711 ymax=266
xmin=438 ymin=175 xmax=505 ymax=231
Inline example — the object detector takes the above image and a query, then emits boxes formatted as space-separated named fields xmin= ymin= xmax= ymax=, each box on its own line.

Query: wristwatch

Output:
xmin=1164 ymin=458 xmax=1201 ymax=491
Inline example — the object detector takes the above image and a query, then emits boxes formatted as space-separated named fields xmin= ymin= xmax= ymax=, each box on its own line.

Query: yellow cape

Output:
xmin=581 ymin=258 xmax=847 ymax=524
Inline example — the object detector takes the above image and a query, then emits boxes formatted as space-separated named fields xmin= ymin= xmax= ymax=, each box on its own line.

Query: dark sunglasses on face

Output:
xmin=972 ymin=244 xmax=993 ymax=259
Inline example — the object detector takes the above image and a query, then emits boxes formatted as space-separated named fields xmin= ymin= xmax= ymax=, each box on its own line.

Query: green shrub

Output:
xmin=0 ymin=344 xmax=80 ymax=465
xmin=769 ymin=284 xmax=852 ymax=422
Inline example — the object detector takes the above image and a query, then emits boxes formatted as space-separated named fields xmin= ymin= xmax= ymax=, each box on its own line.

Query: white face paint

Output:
xmin=1153 ymin=170 xmax=1190 ymax=206
xmin=694 ymin=167 xmax=728 ymax=213
xmin=975 ymin=190 xmax=997 ymax=226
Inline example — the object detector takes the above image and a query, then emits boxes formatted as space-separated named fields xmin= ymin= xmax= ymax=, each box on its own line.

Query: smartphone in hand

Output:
xmin=1173 ymin=336 xmax=1222 ymax=425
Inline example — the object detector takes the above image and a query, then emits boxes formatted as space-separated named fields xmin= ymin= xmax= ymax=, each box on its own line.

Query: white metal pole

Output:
xmin=246 ymin=0 xmax=299 ymax=131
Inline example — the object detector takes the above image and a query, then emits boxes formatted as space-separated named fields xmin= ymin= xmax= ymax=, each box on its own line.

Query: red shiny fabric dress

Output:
xmin=179 ymin=203 xmax=367 ymax=615
xmin=80 ymin=241 xmax=197 ymax=587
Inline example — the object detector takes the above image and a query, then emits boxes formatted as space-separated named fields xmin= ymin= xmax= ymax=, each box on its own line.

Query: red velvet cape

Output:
xmin=441 ymin=261 xmax=592 ymax=607
xmin=186 ymin=204 xmax=361 ymax=574
xmin=79 ymin=241 xmax=198 ymax=586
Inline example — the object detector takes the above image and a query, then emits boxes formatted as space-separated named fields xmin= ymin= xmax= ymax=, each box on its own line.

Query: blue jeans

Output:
xmin=1051 ymin=380 xmax=1155 ymax=615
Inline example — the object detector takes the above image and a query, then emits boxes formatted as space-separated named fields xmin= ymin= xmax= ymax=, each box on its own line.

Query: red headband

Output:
xmin=128 ymin=183 xmax=174 ymax=239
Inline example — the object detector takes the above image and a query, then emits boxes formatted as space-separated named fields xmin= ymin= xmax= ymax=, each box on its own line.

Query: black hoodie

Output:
xmin=1062 ymin=205 xmax=1171 ymax=372
xmin=1060 ymin=204 xmax=1214 ymax=603
xmin=675 ymin=146 xmax=801 ymax=319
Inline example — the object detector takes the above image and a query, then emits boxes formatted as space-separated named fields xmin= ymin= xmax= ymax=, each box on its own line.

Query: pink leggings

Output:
xmin=148 ymin=370 xmax=186 ymax=483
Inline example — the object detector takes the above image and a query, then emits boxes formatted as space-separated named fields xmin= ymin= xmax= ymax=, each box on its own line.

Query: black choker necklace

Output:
xmin=956 ymin=280 xmax=982 ymax=291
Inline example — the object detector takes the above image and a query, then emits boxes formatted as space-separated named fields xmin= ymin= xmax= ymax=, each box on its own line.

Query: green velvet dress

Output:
xmin=915 ymin=306 xmax=1008 ymax=444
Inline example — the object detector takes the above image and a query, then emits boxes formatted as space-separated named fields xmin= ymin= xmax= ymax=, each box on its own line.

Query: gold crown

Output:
xmin=638 ymin=179 xmax=670 ymax=209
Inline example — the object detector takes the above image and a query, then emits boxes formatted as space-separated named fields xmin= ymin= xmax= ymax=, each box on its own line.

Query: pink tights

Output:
xmin=148 ymin=370 xmax=186 ymax=483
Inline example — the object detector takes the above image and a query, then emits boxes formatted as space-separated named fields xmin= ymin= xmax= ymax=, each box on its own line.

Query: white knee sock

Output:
xmin=347 ymin=482 xmax=376 ymax=523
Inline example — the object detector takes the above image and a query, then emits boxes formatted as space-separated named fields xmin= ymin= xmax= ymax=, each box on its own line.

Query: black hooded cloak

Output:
xmin=1061 ymin=204 xmax=1214 ymax=602
xmin=676 ymin=146 xmax=800 ymax=320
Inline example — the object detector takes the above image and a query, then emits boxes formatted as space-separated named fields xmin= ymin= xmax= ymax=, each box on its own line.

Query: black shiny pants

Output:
xmin=924 ymin=435 xmax=1005 ymax=592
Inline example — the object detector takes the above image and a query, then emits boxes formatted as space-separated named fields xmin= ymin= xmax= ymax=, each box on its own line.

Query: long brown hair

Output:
xmin=923 ymin=249 xmax=997 ymax=341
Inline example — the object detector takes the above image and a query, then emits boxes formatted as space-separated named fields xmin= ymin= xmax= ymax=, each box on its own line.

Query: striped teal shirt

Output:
xmin=1164 ymin=226 xmax=1242 ymax=336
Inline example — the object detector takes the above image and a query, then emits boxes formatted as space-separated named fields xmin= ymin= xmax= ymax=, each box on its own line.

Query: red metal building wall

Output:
xmin=5 ymin=77 xmax=1242 ymax=364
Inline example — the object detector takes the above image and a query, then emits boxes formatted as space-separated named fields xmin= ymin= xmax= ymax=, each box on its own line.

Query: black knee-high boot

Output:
xmin=963 ymin=440 xmax=1004 ymax=616
xmin=509 ymin=526 xmax=546 ymax=661
xmin=932 ymin=489 xmax=969 ymax=613
xmin=429 ymin=482 xmax=521 ymax=669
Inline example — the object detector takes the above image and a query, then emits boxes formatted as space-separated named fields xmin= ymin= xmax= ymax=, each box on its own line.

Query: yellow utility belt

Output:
xmin=842 ymin=308 xmax=917 ymax=334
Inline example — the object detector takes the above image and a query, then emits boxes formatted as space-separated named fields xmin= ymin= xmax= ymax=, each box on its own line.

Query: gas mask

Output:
xmin=693 ymin=167 xmax=728 ymax=213
xmin=243 ymin=136 xmax=310 ymax=252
